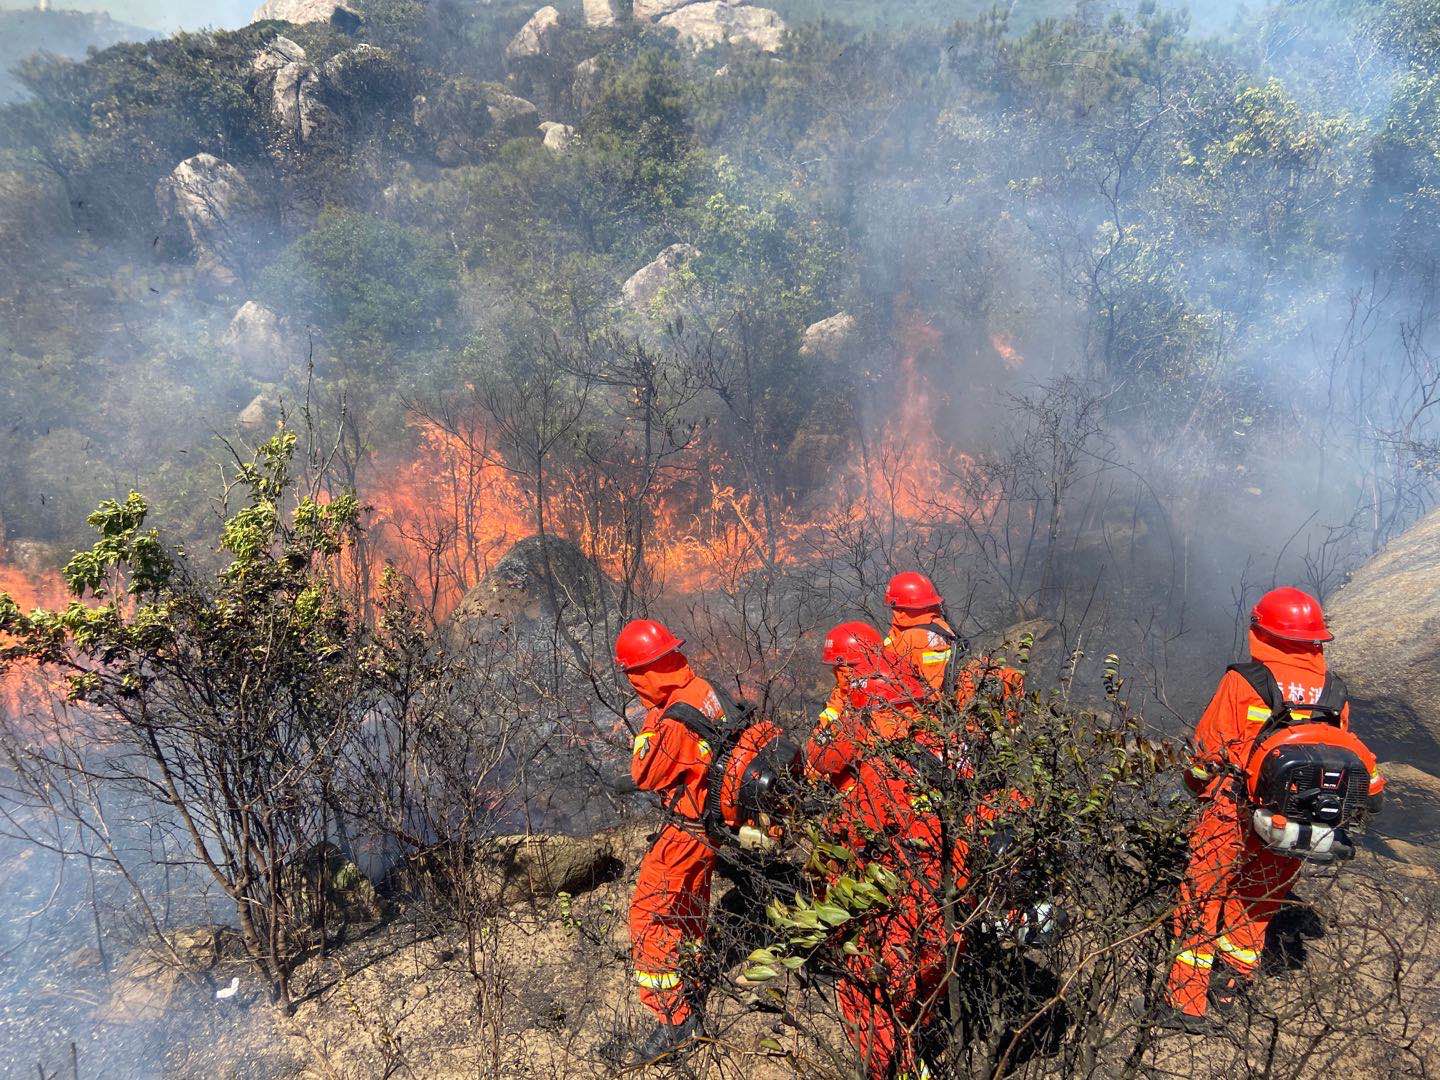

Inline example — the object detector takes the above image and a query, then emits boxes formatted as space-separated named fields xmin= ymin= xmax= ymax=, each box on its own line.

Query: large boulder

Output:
xmin=483 ymin=85 xmax=540 ymax=137
xmin=451 ymin=535 xmax=609 ymax=633
xmin=573 ymin=55 xmax=604 ymax=113
xmin=222 ymin=301 xmax=297 ymax=380
xmin=250 ymin=0 xmax=360 ymax=31
xmin=250 ymin=33 xmax=306 ymax=74
xmin=1326 ymin=507 xmax=1440 ymax=770
xmin=474 ymin=834 xmax=621 ymax=905
xmin=539 ymin=120 xmax=575 ymax=152
xmin=271 ymin=60 xmax=338 ymax=145
xmin=505 ymin=5 xmax=563 ymax=65
xmin=622 ymin=242 xmax=699 ymax=309
xmin=412 ymin=78 xmax=494 ymax=166
xmin=799 ymin=311 xmax=857 ymax=362
xmin=657 ymin=0 xmax=786 ymax=53
xmin=155 ymin=154 xmax=268 ymax=284
xmin=583 ymin=0 xmax=628 ymax=25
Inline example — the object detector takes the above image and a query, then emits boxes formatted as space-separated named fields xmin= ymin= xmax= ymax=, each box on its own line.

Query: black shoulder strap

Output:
xmin=662 ymin=685 xmax=754 ymax=749
xmin=1314 ymin=672 xmax=1347 ymax=716
xmin=1227 ymin=661 xmax=1284 ymax=714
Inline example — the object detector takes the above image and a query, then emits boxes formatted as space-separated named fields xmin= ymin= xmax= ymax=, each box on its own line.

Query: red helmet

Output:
xmin=1251 ymin=587 xmax=1332 ymax=644
xmin=885 ymin=571 xmax=943 ymax=611
xmin=822 ymin=620 xmax=883 ymax=667
xmin=614 ymin=619 xmax=685 ymax=671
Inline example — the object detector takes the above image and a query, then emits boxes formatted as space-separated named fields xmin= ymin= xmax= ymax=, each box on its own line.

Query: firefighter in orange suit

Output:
xmin=883 ymin=571 xmax=957 ymax=694
xmin=805 ymin=620 xmax=886 ymax=789
xmin=1163 ymin=587 xmax=1384 ymax=1030
xmin=610 ymin=619 xmax=724 ymax=1063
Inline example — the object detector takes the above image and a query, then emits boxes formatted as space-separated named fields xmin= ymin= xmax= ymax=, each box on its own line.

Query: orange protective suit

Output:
xmin=1166 ymin=630 xmax=1378 ymax=1017
xmin=955 ymin=656 xmax=1025 ymax=712
xmin=807 ymin=654 xmax=958 ymax=1078
xmin=627 ymin=653 xmax=726 ymax=1023
xmin=886 ymin=608 xmax=957 ymax=694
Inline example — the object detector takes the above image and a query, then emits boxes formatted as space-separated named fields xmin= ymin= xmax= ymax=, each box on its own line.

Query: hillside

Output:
xmin=0 ymin=7 xmax=152 ymax=101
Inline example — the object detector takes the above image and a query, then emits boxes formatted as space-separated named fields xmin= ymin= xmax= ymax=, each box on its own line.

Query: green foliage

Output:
xmin=259 ymin=210 xmax=459 ymax=353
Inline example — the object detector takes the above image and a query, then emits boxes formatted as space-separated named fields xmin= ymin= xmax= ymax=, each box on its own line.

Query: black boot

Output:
xmin=602 ymin=1014 xmax=703 ymax=1068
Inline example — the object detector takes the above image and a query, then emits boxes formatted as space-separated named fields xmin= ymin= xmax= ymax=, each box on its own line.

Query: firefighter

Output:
xmin=804 ymin=629 xmax=951 ymax=1078
xmin=805 ymin=620 xmax=885 ymax=789
xmin=1163 ymin=587 xmax=1381 ymax=1030
xmin=884 ymin=571 xmax=957 ymax=694
xmin=610 ymin=618 xmax=726 ymax=1062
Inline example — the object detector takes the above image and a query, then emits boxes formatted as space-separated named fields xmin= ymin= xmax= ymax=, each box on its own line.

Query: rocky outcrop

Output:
xmin=573 ymin=56 xmax=604 ymax=113
xmin=98 ymin=925 xmax=246 ymax=1023
xmin=451 ymin=535 xmax=609 ymax=632
xmin=266 ymin=44 xmax=404 ymax=149
xmin=799 ymin=311 xmax=857 ymax=362
xmin=412 ymin=78 xmax=494 ymax=166
xmin=223 ymin=301 xmax=297 ymax=380
xmin=475 ymin=834 xmax=621 ymax=906
xmin=582 ymin=0 xmax=628 ymax=25
xmin=250 ymin=33 xmax=305 ymax=75
xmin=155 ymin=154 xmax=268 ymax=284
xmin=657 ymin=0 xmax=786 ymax=53
xmin=250 ymin=0 xmax=360 ymax=32
xmin=1326 ymin=507 xmax=1440 ymax=771
xmin=540 ymin=120 xmax=575 ymax=152
xmin=483 ymin=85 xmax=540 ymax=137
xmin=237 ymin=391 xmax=280 ymax=430
xmin=505 ymin=6 xmax=563 ymax=65
xmin=271 ymin=59 xmax=336 ymax=144
xmin=622 ymin=242 xmax=699 ymax=308
xmin=633 ymin=0 xmax=696 ymax=17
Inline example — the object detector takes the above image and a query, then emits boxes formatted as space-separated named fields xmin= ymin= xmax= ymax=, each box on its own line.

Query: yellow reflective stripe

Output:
xmin=818 ymin=706 xmax=840 ymax=724
xmin=632 ymin=731 xmax=655 ymax=757
xmin=921 ymin=649 xmax=953 ymax=663
xmin=1175 ymin=949 xmax=1214 ymax=969
xmin=1189 ymin=765 xmax=1210 ymax=780
xmin=697 ymin=738 xmax=711 ymax=757
xmin=634 ymin=970 xmax=680 ymax=990
xmin=1246 ymin=706 xmax=1270 ymax=722
xmin=883 ymin=636 xmax=894 ymax=647
xmin=1216 ymin=936 xmax=1259 ymax=965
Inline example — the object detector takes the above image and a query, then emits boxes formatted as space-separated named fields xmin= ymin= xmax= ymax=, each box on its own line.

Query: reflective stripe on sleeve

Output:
xmin=634 ymin=970 xmax=680 ymax=990
xmin=818 ymin=705 xmax=840 ymax=725
xmin=1189 ymin=765 xmax=1210 ymax=780
xmin=921 ymin=649 xmax=953 ymax=664
xmin=1246 ymin=705 xmax=1270 ymax=723
xmin=632 ymin=731 xmax=655 ymax=758
xmin=1175 ymin=949 xmax=1214 ymax=969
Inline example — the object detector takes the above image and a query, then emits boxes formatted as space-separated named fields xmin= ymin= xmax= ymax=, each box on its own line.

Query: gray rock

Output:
xmin=658 ymin=0 xmax=785 ymax=52
xmin=250 ymin=0 xmax=360 ymax=31
xmin=582 ymin=0 xmax=628 ymax=25
xmin=237 ymin=392 xmax=280 ymax=430
xmin=271 ymin=60 xmax=337 ymax=145
xmin=505 ymin=5 xmax=563 ymax=65
xmin=1327 ymin=507 xmax=1440 ymax=771
xmin=473 ymin=834 xmax=620 ymax=905
xmin=223 ymin=301 xmax=297 ymax=380
xmin=573 ymin=56 xmax=604 ymax=113
xmin=799 ymin=311 xmax=857 ymax=362
xmin=451 ymin=535 xmax=610 ymax=633
xmin=250 ymin=34 xmax=306 ymax=75
xmin=622 ymin=243 xmax=699 ymax=308
xmin=633 ymin=0 xmax=699 ymax=18
xmin=483 ymin=85 xmax=540 ymax=136
xmin=539 ymin=120 xmax=575 ymax=152
xmin=155 ymin=154 xmax=267 ymax=284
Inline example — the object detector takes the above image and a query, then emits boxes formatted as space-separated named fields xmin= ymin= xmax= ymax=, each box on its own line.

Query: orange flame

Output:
xmin=357 ymin=314 xmax=992 ymax=618
xmin=991 ymin=333 xmax=1023 ymax=370
xmin=0 ymin=544 xmax=69 ymax=721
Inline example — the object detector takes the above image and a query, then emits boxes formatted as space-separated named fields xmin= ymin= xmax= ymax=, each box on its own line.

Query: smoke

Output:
xmin=0 ymin=0 xmax=253 ymax=33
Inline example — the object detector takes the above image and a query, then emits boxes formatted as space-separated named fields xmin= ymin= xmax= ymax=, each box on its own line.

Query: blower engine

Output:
xmin=1228 ymin=662 xmax=1385 ymax=863
xmin=664 ymin=691 xmax=801 ymax=849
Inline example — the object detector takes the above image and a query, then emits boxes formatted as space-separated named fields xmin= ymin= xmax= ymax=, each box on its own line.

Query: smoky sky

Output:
xmin=0 ymin=0 xmax=253 ymax=32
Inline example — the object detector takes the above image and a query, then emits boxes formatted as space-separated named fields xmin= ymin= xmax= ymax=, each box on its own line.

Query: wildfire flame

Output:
xmin=991 ymin=333 xmax=1023 ymax=370
xmin=0 ymin=543 xmax=69 ymax=721
xmin=361 ymin=313 xmax=993 ymax=618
